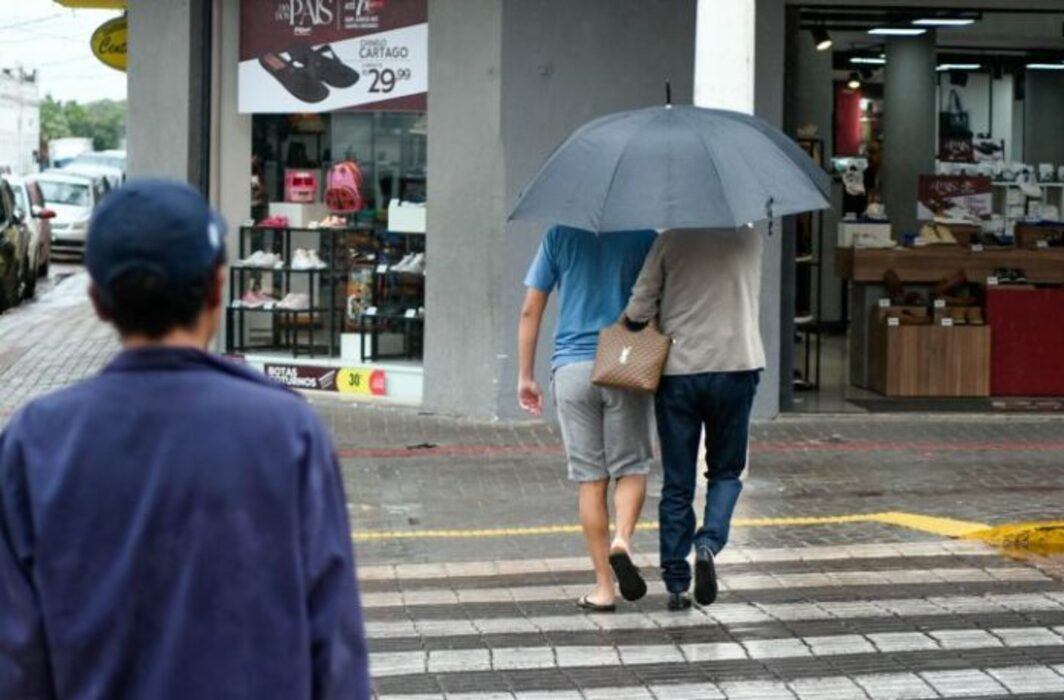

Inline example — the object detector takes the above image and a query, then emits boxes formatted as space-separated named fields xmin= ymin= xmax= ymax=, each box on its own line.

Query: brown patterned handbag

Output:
xmin=591 ymin=316 xmax=672 ymax=393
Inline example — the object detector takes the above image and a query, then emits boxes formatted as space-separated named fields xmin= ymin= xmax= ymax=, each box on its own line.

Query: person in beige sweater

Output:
xmin=625 ymin=226 xmax=764 ymax=611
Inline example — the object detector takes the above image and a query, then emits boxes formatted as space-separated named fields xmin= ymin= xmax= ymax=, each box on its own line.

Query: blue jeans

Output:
xmin=655 ymin=370 xmax=760 ymax=593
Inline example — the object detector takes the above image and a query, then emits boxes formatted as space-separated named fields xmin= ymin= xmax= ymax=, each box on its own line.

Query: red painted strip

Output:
xmin=336 ymin=440 xmax=1064 ymax=460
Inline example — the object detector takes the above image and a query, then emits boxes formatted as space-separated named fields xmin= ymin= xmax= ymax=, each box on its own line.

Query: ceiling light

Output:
xmin=851 ymin=57 xmax=886 ymax=65
xmin=1027 ymin=63 xmax=1064 ymax=70
xmin=913 ymin=18 xmax=976 ymax=27
xmin=937 ymin=64 xmax=982 ymax=71
xmin=811 ymin=26 xmax=832 ymax=51
xmin=868 ymin=27 xmax=928 ymax=36
xmin=847 ymin=72 xmax=861 ymax=90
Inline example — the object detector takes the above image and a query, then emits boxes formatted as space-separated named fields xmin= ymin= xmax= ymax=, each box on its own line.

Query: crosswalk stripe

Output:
xmin=357 ymin=565 xmax=1047 ymax=608
xmin=357 ymin=540 xmax=995 ymax=581
xmin=376 ymin=665 xmax=1064 ymax=699
xmin=370 ymin=623 xmax=1064 ymax=674
xmin=364 ymin=592 xmax=1064 ymax=639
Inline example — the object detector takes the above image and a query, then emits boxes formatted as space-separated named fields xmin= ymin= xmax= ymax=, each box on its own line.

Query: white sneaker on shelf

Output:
xmin=409 ymin=253 xmax=426 ymax=274
xmin=277 ymin=292 xmax=310 ymax=311
xmin=291 ymin=249 xmax=313 ymax=270
xmin=306 ymin=249 xmax=328 ymax=269
xmin=236 ymin=250 xmax=268 ymax=267
xmin=391 ymin=254 xmax=415 ymax=272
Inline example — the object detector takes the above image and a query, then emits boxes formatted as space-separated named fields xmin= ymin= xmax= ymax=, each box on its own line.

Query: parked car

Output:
xmin=4 ymin=175 xmax=55 ymax=297
xmin=62 ymin=162 xmax=124 ymax=190
xmin=34 ymin=172 xmax=102 ymax=260
xmin=67 ymin=149 xmax=126 ymax=175
xmin=0 ymin=179 xmax=31 ymax=310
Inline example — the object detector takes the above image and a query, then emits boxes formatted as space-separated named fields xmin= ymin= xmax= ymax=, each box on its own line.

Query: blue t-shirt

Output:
xmin=525 ymin=225 xmax=657 ymax=368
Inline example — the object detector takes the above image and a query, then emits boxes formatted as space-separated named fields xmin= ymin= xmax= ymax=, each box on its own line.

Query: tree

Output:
xmin=40 ymin=95 xmax=70 ymax=144
xmin=38 ymin=95 xmax=126 ymax=151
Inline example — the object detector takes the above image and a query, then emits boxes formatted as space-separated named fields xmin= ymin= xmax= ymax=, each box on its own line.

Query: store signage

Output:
xmin=264 ymin=363 xmax=387 ymax=395
xmin=90 ymin=15 xmax=127 ymax=72
xmin=916 ymin=175 xmax=992 ymax=221
xmin=57 ymin=1 xmax=126 ymax=7
xmin=238 ymin=0 xmax=427 ymax=114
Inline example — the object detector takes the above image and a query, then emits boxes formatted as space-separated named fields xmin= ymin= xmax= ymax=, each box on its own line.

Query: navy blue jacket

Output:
xmin=0 ymin=348 xmax=371 ymax=699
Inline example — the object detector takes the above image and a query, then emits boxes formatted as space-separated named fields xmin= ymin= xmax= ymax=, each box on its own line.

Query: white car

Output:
xmin=34 ymin=172 xmax=103 ymax=259
xmin=5 ymin=175 xmax=55 ymax=295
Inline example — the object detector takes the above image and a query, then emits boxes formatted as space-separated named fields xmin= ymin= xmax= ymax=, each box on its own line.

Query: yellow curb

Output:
xmin=870 ymin=511 xmax=989 ymax=538
xmin=352 ymin=511 xmax=988 ymax=543
xmin=964 ymin=521 xmax=1064 ymax=556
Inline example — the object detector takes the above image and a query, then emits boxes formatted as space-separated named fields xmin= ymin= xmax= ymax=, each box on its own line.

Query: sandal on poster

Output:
xmin=288 ymin=41 xmax=360 ymax=88
xmin=258 ymin=52 xmax=329 ymax=103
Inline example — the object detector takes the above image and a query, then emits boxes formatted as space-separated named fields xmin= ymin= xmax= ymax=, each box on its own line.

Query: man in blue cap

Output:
xmin=0 ymin=179 xmax=371 ymax=699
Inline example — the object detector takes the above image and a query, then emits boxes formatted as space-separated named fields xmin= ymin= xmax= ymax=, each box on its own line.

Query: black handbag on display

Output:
xmin=939 ymin=90 xmax=971 ymax=138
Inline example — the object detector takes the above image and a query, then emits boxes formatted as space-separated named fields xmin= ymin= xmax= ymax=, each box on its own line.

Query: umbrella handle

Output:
xmin=766 ymin=197 xmax=775 ymax=236
xmin=665 ymin=81 xmax=672 ymax=106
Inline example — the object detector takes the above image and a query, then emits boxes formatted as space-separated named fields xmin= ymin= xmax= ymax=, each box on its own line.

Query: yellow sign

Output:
xmin=55 ymin=1 xmax=127 ymax=8
xmin=336 ymin=368 xmax=387 ymax=396
xmin=90 ymin=15 xmax=127 ymax=72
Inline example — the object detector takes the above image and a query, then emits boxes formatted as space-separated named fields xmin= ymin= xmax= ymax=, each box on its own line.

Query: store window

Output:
xmin=230 ymin=0 xmax=427 ymax=401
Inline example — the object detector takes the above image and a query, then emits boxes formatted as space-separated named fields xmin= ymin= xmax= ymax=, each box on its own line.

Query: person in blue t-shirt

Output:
xmin=518 ymin=224 xmax=657 ymax=612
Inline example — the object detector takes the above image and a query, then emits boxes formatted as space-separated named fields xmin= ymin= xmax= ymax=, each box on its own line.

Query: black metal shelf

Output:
xmin=225 ymin=225 xmax=350 ymax=358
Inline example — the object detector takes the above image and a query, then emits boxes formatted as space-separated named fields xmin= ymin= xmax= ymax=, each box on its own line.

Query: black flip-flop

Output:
xmin=259 ymin=52 xmax=329 ymax=103
xmin=576 ymin=595 xmax=616 ymax=613
xmin=289 ymin=41 xmax=360 ymax=88
xmin=609 ymin=550 xmax=648 ymax=602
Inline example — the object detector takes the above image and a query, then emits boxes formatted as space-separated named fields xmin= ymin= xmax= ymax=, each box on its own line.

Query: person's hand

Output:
xmin=518 ymin=377 xmax=544 ymax=416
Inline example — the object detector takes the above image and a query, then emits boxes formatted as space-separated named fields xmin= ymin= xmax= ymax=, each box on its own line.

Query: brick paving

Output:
xmin=4 ymin=271 xmax=1064 ymax=697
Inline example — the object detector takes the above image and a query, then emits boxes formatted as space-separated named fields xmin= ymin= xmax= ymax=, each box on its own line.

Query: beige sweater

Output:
xmin=625 ymin=227 xmax=765 ymax=375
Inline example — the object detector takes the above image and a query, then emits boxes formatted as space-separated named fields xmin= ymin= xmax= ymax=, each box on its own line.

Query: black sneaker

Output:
xmin=694 ymin=546 xmax=718 ymax=606
xmin=667 ymin=592 xmax=692 ymax=611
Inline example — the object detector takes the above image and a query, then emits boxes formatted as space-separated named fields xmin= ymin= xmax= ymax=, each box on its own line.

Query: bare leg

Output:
xmin=578 ymin=479 xmax=615 ymax=605
xmin=610 ymin=474 xmax=647 ymax=553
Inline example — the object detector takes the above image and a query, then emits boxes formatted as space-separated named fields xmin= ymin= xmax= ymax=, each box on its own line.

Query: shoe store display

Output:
xmin=257 ymin=215 xmax=290 ymax=228
xmin=391 ymin=253 xmax=415 ymax=272
xmin=277 ymin=293 xmax=311 ymax=311
xmin=237 ymin=289 xmax=277 ymax=309
xmin=290 ymin=248 xmax=328 ymax=271
xmin=883 ymin=269 xmax=905 ymax=305
xmin=236 ymin=250 xmax=284 ymax=269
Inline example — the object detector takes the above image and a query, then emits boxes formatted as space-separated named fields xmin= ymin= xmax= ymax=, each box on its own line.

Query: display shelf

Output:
xmin=226 ymin=224 xmax=349 ymax=359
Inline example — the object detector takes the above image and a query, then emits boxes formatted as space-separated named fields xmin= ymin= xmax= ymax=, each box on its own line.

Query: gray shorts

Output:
xmin=553 ymin=361 xmax=655 ymax=482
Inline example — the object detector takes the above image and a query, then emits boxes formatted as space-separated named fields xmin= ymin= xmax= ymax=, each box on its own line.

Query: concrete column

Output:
xmin=423 ymin=0 xmax=697 ymax=419
xmin=694 ymin=0 xmax=785 ymax=418
xmin=882 ymin=32 xmax=937 ymax=239
xmin=127 ymin=0 xmax=196 ymax=182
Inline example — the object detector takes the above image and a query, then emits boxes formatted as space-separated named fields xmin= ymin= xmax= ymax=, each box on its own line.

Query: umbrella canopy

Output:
xmin=509 ymin=105 xmax=831 ymax=233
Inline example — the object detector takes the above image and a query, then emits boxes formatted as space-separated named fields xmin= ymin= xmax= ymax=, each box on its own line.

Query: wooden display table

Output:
xmin=836 ymin=246 xmax=1064 ymax=285
xmin=868 ymin=323 xmax=991 ymax=397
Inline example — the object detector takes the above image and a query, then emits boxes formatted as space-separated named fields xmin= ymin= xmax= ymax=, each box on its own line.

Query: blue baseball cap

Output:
xmin=86 ymin=178 xmax=227 ymax=298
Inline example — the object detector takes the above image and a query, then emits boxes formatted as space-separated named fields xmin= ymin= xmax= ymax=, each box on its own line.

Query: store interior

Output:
xmin=785 ymin=6 xmax=1064 ymax=413
xmin=225 ymin=111 xmax=427 ymax=402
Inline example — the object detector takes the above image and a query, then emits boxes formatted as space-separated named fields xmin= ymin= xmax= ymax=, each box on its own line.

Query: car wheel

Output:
xmin=22 ymin=256 xmax=36 ymax=300
xmin=38 ymin=246 xmax=49 ymax=278
xmin=0 ymin=259 xmax=15 ymax=312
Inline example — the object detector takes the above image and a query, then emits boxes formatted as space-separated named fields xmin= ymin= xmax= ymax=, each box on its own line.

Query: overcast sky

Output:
xmin=0 ymin=0 xmax=127 ymax=103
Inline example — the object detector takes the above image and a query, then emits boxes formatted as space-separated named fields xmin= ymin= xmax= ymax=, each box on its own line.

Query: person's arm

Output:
xmin=518 ymin=288 xmax=549 ymax=416
xmin=300 ymin=416 xmax=371 ymax=700
xmin=625 ymin=236 xmax=666 ymax=323
xmin=0 ymin=418 xmax=55 ymax=700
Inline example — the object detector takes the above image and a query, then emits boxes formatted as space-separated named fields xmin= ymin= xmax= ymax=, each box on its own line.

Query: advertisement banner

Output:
xmin=264 ymin=363 xmax=387 ymax=395
xmin=239 ymin=0 xmax=427 ymax=114
xmin=917 ymin=175 xmax=993 ymax=221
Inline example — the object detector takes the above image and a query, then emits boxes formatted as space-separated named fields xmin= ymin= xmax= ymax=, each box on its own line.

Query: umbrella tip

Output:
xmin=665 ymin=80 xmax=672 ymax=107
